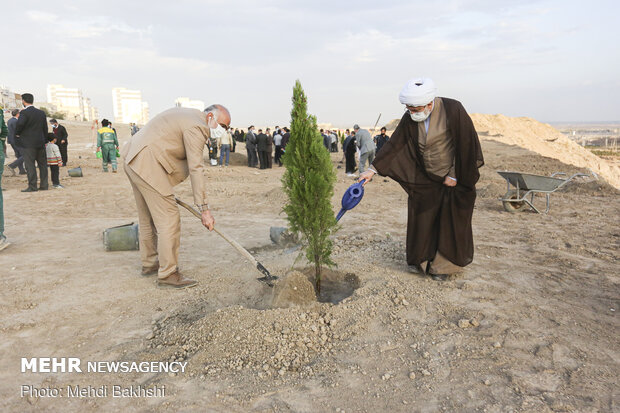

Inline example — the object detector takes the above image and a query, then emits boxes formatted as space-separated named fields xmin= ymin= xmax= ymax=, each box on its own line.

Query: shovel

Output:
xmin=175 ymin=197 xmax=278 ymax=287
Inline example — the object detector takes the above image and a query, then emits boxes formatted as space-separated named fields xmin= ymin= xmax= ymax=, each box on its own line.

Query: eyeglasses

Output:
xmin=405 ymin=105 xmax=429 ymax=113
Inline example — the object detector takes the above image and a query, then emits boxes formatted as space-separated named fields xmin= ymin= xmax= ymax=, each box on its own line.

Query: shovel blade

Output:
xmin=256 ymin=262 xmax=278 ymax=287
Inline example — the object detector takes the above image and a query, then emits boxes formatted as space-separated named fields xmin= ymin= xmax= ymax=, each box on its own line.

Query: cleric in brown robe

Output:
xmin=359 ymin=78 xmax=484 ymax=280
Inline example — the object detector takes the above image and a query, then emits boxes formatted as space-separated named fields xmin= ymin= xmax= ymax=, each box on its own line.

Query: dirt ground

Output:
xmin=0 ymin=123 xmax=618 ymax=412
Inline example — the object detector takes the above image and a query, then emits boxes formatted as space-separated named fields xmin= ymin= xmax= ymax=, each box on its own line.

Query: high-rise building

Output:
xmin=82 ymin=98 xmax=99 ymax=122
xmin=112 ymin=87 xmax=149 ymax=125
xmin=174 ymin=97 xmax=205 ymax=111
xmin=0 ymin=85 xmax=21 ymax=109
xmin=46 ymin=84 xmax=98 ymax=121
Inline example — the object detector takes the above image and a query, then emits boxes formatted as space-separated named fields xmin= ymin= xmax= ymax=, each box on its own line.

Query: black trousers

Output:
xmin=247 ymin=147 xmax=258 ymax=167
xmin=258 ymin=150 xmax=269 ymax=169
xmin=58 ymin=143 xmax=68 ymax=165
xmin=274 ymin=145 xmax=282 ymax=166
xmin=22 ymin=146 xmax=48 ymax=190
xmin=49 ymin=165 xmax=59 ymax=186
xmin=9 ymin=144 xmax=26 ymax=172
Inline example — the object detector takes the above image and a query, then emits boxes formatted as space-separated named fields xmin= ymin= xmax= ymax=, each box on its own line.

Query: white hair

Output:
xmin=204 ymin=104 xmax=220 ymax=117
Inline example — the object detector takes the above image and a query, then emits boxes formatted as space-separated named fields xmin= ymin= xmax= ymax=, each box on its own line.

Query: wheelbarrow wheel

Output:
xmin=502 ymin=190 xmax=526 ymax=213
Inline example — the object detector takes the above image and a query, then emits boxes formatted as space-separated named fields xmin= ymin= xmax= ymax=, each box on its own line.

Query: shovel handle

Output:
xmin=174 ymin=197 xmax=258 ymax=265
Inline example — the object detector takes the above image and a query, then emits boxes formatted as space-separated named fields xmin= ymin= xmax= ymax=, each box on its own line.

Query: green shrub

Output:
xmin=281 ymin=80 xmax=338 ymax=292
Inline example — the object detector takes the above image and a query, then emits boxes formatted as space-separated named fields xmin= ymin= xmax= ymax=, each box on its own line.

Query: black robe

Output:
xmin=372 ymin=98 xmax=484 ymax=267
xmin=344 ymin=136 xmax=357 ymax=173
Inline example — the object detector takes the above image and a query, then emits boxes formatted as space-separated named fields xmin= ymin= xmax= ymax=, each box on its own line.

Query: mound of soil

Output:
xmin=271 ymin=271 xmax=316 ymax=308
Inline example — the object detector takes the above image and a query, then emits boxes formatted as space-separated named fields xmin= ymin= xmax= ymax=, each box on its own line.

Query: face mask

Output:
xmin=409 ymin=101 xmax=434 ymax=123
xmin=211 ymin=123 xmax=225 ymax=139
xmin=208 ymin=113 xmax=226 ymax=139
xmin=410 ymin=108 xmax=431 ymax=122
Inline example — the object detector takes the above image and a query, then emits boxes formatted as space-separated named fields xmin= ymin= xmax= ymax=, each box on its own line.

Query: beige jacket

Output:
xmin=122 ymin=107 xmax=211 ymax=206
xmin=217 ymin=130 xmax=234 ymax=146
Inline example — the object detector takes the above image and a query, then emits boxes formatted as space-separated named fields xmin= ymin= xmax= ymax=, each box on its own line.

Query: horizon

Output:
xmin=3 ymin=0 xmax=618 ymax=125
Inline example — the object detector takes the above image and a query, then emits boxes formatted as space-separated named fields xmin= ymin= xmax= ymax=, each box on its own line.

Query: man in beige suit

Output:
xmin=122 ymin=104 xmax=231 ymax=288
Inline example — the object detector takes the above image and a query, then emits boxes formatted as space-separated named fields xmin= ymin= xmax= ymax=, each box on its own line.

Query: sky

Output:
xmin=2 ymin=0 xmax=619 ymax=127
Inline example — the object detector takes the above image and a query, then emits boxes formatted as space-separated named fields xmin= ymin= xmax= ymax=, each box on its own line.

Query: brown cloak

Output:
xmin=372 ymin=97 xmax=484 ymax=267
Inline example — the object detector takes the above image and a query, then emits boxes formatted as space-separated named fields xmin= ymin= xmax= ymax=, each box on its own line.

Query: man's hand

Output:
xmin=443 ymin=176 xmax=457 ymax=187
xmin=358 ymin=170 xmax=375 ymax=186
xmin=201 ymin=210 xmax=215 ymax=231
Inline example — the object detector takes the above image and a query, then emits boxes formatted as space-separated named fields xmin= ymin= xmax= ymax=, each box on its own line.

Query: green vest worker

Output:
xmin=97 ymin=119 xmax=119 ymax=172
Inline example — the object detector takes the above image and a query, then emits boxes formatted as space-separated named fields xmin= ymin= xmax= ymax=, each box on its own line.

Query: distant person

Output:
xmin=374 ymin=127 xmax=390 ymax=154
xmin=15 ymin=93 xmax=49 ymax=192
xmin=330 ymin=131 xmax=338 ymax=152
xmin=121 ymin=105 xmax=231 ymax=288
xmin=339 ymin=129 xmax=351 ymax=163
xmin=218 ymin=127 xmax=233 ymax=167
xmin=265 ymin=128 xmax=273 ymax=168
xmin=109 ymin=121 xmax=118 ymax=138
xmin=354 ymin=124 xmax=375 ymax=174
xmin=97 ymin=119 xmax=119 ymax=172
xmin=256 ymin=128 xmax=270 ymax=169
xmin=0 ymin=108 xmax=8 ymax=251
xmin=343 ymin=130 xmax=357 ymax=176
xmin=321 ymin=129 xmax=330 ymax=150
xmin=280 ymin=127 xmax=290 ymax=152
xmin=245 ymin=125 xmax=258 ymax=167
xmin=6 ymin=109 xmax=26 ymax=175
xmin=273 ymin=128 xmax=283 ymax=166
xmin=45 ymin=133 xmax=63 ymax=188
xmin=207 ymin=135 xmax=218 ymax=166
xmin=130 ymin=123 xmax=139 ymax=136
xmin=50 ymin=119 xmax=68 ymax=166
xmin=230 ymin=127 xmax=236 ymax=153
xmin=359 ymin=77 xmax=484 ymax=280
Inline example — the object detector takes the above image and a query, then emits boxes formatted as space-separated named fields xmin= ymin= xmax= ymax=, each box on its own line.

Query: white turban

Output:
xmin=398 ymin=77 xmax=437 ymax=106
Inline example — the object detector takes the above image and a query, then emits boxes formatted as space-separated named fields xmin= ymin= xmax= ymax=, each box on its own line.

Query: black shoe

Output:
xmin=408 ymin=264 xmax=425 ymax=274
xmin=38 ymin=187 xmax=49 ymax=191
xmin=19 ymin=171 xmax=27 ymax=175
xmin=431 ymin=274 xmax=450 ymax=282
xmin=21 ymin=188 xmax=38 ymax=192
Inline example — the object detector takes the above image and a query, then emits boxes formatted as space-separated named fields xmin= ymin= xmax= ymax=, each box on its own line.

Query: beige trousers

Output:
xmin=125 ymin=164 xmax=180 ymax=278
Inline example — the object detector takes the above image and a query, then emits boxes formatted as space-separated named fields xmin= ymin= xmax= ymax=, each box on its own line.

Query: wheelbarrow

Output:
xmin=497 ymin=171 xmax=589 ymax=214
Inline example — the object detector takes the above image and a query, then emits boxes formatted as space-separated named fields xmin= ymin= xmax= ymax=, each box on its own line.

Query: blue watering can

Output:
xmin=336 ymin=181 xmax=365 ymax=221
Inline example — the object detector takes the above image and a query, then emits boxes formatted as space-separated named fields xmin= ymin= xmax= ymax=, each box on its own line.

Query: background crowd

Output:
xmin=227 ymin=125 xmax=390 ymax=174
xmin=0 ymin=92 xmax=390 ymax=253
